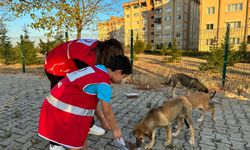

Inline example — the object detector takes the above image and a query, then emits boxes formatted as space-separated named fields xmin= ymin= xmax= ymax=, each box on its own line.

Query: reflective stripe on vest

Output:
xmin=46 ymin=94 xmax=95 ymax=116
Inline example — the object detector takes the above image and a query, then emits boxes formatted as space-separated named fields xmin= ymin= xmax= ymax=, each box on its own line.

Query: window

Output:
xmin=141 ymin=2 xmax=147 ymax=7
xmin=164 ymin=25 xmax=171 ymax=30
xmin=177 ymin=15 xmax=181 ymax=19
xmin=134 ymin=13 xmax=139 ymax=17
xmin=207 ymin=7 xmax=215 ymax=14
xmin=125 ymin=7 xmax=130 ymax=11
xmin=151 ymin=16 xmax=154 ymax=19
xmin=133 ymin=4 xmax=139 ymax=9
xmin=206 ymin=24 xmax=214 ymax=30
xmin=155 ymin=8 xmax=162 ymax=14
xmin=226 ymin=21 xmax=241 ymax=28
xmin=231 ymin=38 xmax=240 ymax=44
xmin=142 ymin=12 xmax=147 ymax=16
xmin=151 ymin=24 xmax=154 ymax=27
xmin=247 ymin=36 xmax=250 ymax=44
xmin=166 ymin=8 xmax=172 ymax=13
xmin=127 ymin=14 xmax=130 ymax=18
xmin=227 ymin=3 xmax=243 ymax=12
xmin=176 ymin=25 xmax=181 ymax=29
xmin=155 ymin=25 xmax=161 ymax=30
xmin=176 ymin=33 xmax=181 ymax=37
xmin=206 ymin=39 xmax=214 ymax=45
xmin=164 ymin=34 xmax=171 ymax=39
xmin=165 ymin=16 xmax=171 ymax=21
xmin=155 ymin=18 xmax=162 ymax=24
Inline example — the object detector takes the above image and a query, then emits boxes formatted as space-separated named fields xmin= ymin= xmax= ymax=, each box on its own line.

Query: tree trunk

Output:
xmin=77 ymin=28 xmax=81 ymax=39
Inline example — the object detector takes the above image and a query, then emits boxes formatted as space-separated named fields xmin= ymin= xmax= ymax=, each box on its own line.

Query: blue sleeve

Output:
xmin=96 ymin=83 xmax=112 ymax=103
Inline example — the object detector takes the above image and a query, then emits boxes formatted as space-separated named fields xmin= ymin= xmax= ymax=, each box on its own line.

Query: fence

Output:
xmin=121 ymin=26 xmax=250 ymax=100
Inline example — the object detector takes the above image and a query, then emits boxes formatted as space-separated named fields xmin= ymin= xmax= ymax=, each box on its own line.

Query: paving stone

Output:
xmin=241 ymin=124 xmax=250 ymax=132
xmin=0 ymin=134 xmax=22 ymax=147
xmin=229 ymin=132 xmax=244 ymax=142
xmin=215 ymin=133 xmax=231 ymax=145
xmin=199 ymin=144 xmax=216 ymax=150
xmin=199 ymin=135 xmax=215 ymax=146
xmin=21 ymin=140 xmax=33 ymax=150
xmin=230 ymin=140 xmax=247 ymax=149
xmin=201 ymin=128 xmax=214 ymax=136
xmin=15 ymin=132 xmax=35 ymax=143
xmin=215 ymin=143 xmax=231 ymax=150
xmin=1 ymin=74 xmax=250 ymax=149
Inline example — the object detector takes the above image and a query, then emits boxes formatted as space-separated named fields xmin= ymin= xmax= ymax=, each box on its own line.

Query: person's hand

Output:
xmin=113 ymin=128 xmax=122 ymax=139
xmin=100 ymin=116 xmax=111 ymax=131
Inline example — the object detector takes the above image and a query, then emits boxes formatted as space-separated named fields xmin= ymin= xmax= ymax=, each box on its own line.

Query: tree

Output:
xmin=237 ymin=41 xmax=249 ymax=62
xmin=17 ymin=27 xmax=39 ymax=65
xmin=133 ymin=34 xmax=145 ymax=54
xmin=167 ymin=39 xmax=181 ymax=62
xmin=199 ymin=38 xmax=239 ymax=71
xmin=38 ymin=39 xmax=56 ymax=55
xmin=2 ymin=0 xmax=119 ymax=38
xmin=0 ymin=20 xmax=15 ymax=64
xmin=145 ymin=42 xmax=153 ymax=51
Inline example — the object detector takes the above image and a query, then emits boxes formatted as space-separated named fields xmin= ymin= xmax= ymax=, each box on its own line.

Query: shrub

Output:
xmin=199 ymin=38 xmax=240 ymax=72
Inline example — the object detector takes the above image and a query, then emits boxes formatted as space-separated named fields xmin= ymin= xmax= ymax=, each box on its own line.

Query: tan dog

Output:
xmin=185 ymin=91 xmax=216 ymax=122
xmin=133 ymin=97 xmax=195 ymax=149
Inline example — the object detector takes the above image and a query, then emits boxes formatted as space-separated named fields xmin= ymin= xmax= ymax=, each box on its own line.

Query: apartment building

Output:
xmin=122 ymin=0 xmax=200 ymax=50
xmin=199 ymin=0 xmax=250 ymax=51
xmin=122 ymin=0 xmax=154 ymax=49
xmin=97 ymin=16 xmax=124 ymax=45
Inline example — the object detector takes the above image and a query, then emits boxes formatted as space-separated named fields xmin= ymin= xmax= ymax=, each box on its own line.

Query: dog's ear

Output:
xmin=144 ymin=127 xmax=152 ymax=139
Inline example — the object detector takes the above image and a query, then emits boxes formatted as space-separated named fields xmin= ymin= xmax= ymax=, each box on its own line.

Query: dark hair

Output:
xmin=106 ymin=55 xmax=132 ymax=75
xmin=95 ymin=38 xmax=124 ymax=66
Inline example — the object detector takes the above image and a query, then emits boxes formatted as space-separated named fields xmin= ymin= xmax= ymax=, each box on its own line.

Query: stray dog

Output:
xmin=185 ymin=91 xmax=217 ymax=122
xmin=133 ymin=97 xmax=195 ymax=149
xmin=164 ymin=73 xmax=208 ymax=98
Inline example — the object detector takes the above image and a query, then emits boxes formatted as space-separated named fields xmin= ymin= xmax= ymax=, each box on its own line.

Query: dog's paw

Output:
xmin=189 ymin=139 xmax=195 ymax=145
xmin=163 ymin=142 xmax=172 ymax=147
xmin=144 ymin=143 xmax=153 ymax=149
xmin=197 ymin=118 xmax=203 ymax=122
xmin=172 ymin=132 xmax=179 ymax=137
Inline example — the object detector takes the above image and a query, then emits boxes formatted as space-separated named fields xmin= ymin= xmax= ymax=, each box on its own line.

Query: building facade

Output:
xmin=123 ymin=0 xmax=154 ymax=50
xmin=199 ymin=0 xmax=250 ymax=51
xmin=122 ymin=0 xmax=200 ymax=50
xmin=97 ymin=16 xmax=124 ymax=45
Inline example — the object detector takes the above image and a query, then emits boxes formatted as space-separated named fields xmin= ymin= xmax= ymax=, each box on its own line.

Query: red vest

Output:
xmin=44 ymin=39 xmax=98 ymax=76
xmin=38 ymin=66 xmax=110 ymax=148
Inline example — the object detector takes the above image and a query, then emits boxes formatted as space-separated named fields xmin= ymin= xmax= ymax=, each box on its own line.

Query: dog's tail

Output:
xmin=164 ymin=79 xmax=172 ymax=85
xmin=209 ymin=90 xmax=221 ymax=104
xmin=163 ymin=70 xmax=172 ymax=86
xmin=210 ymin=90 xmax=216 ymax=99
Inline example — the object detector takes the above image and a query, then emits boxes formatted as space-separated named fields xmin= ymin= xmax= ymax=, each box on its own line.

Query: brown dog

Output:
xmin=164 ymin=73 xmax=208 ymax=98
xmin=133 ymin=97 xmax=195 ymax=149
xmin=185 ymin=91 xmax=216 ymax=122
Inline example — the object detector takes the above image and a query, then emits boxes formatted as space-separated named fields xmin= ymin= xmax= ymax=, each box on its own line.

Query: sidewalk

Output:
xmin=0 ymin=73 xmax=249 ymax=150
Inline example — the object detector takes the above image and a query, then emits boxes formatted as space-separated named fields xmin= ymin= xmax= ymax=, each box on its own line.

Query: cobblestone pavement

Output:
xmin=0 ymin=73 xmax=250 ymax=150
